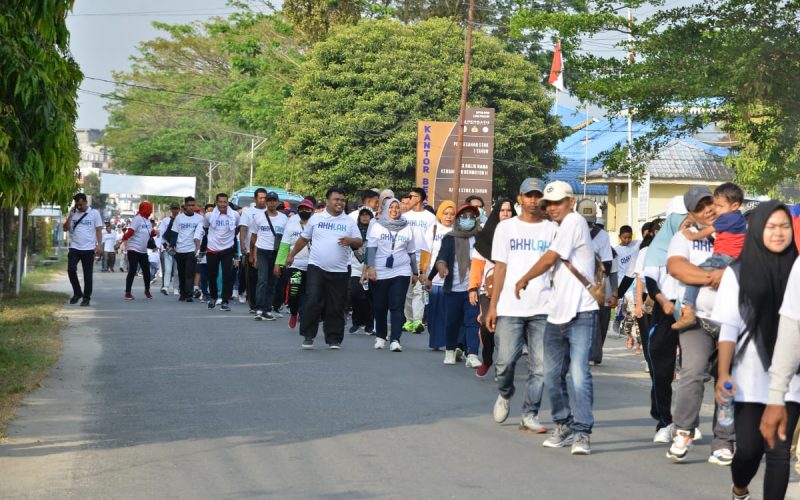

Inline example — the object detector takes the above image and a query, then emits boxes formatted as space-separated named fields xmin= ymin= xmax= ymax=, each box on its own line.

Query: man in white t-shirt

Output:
xmin=665 ymin=185 xmax=734 ymax=463
xmin=101 ymin=221 xmax=118 ymax=272
xmin=195 ymin=192 xmax=240 ymax=311
xmin=249 ymin=191 xmax=288 ymax=321
xmin=239 ymin=188 xmax=268 ymax=312
xmin=485 ymin=178 xmax=557 ymax=434
xmin=287 ymin=188 xmax=363 ymax=349
xmin=349 ymin=189 xmax=380 ymax=222
xmin=402 ymin=187 xmax=437 ymax=332
xmin=173 ymin=196 xmax=203 ymax=302
xmin=157 ymin=202 xmax=180 ymax=295
xmin=513 ymin=181 xmax=600 ymax=456
xmin=63 ymin=193 xmax=104 ymax=306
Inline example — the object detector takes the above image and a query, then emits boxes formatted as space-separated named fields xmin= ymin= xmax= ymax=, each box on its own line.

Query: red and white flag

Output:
xmin=548 ymin=40 xmax=565 ymax=91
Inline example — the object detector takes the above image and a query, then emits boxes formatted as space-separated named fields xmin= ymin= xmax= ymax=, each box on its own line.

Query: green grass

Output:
xmin=0 ymin=257 xmax=68 ymax=437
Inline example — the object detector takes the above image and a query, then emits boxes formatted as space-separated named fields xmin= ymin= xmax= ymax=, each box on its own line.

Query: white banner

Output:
xmin=100 ymin=173 xmax=196 ymax=197
xmin=637 ymin=172 xmax=650 ymax=223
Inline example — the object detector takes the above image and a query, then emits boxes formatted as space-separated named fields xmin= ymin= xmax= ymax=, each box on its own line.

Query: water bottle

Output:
xmin=717 ymin=381 xmax=734 ymax=426
xmin=362 ymin=280 xmax=369 ymax=291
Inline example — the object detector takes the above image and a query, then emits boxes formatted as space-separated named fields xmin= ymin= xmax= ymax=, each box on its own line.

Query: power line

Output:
xmin=70 ymin=8 xmax=237 ymax=17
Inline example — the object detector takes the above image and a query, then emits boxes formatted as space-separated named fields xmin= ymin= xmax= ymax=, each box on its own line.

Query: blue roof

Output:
xmin=548 ymin=105 xmax=729 ymax=196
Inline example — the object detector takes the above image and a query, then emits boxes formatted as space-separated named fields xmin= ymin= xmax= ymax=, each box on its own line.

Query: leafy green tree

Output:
xmin=103 ymin=10 xmax=304 ymax=202
xmin=281 ymin=18 xmax=567 ymax=197
xmin=511 ymin=0 xmax=800 ymax=192
xmin=0 ymin=0 xmax=82 ymax=292
xmin=81 ymin=173 xmax=108 ymax=212
xmin=282 ymin=0 xmax=362 ymax=42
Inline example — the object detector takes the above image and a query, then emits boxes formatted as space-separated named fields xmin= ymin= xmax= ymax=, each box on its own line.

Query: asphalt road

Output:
xmin=1 ymin=269 xmax=796 ymax=499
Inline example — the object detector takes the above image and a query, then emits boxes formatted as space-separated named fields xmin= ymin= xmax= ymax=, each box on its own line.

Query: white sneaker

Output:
xmin=465 ymin=354 xmax=481 ymax=368
xmin=454 ymin=348 xmax=463 ymax=362
xmin=238 ymin=294 xmax=246 ymax=304
xmin=443 ymin=350 xmax=456 ymax=364
xmin=389 ymin=340 xmax=402 ymax=352
xmin=272 ymin=310 xmax=284 ymax=319
xmin=215 ymin=298 xmax=222 ymax=305
xmin=520 ymin=413 xmax=547 ymax=433
xmin=232 ymin=291 xmax=239 ymax=299
xmin=694 ymin=427 xmax=703 ymax=442
xmin=493 ymin=394 xmax=510 ymax=423
xmin=708 ymin=448 xmax=733 ymax=466
xmin=374 ymin=338 xmax=386 ymax=350
xmin=171 ymin=288 xmax=179 ymax=296
xmin=654 ymin=424 xmax=674 ymax=444
xmin=667 ymin=429 xmax=693 ymax=462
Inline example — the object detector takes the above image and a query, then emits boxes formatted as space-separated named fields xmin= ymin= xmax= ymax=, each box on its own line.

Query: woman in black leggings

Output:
xmin=711 ymin=201 xmax=799 ymax=500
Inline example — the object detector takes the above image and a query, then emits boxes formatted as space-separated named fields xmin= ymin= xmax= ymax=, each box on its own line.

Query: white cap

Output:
xmin=666 ymin=195 xmax=688 ymax=216
xmin=540 ymin=180 xmax=574 ymax=204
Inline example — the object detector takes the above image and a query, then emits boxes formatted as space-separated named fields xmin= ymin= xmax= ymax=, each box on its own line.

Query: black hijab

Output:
xmin=474 ymin=197 xmax=517 ymax=262
xmin=737 ymin=201 xmax=798 ymax=370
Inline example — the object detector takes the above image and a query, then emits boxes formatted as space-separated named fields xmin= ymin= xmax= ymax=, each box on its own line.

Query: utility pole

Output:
xmin=222 ymin=129 xmax=267 ymax=186
xmin=188 ymin=156 xmax=222 ymax=203
xmin=452 ymin=0 xmax=476 ymax=206
xmin=626 ymin=6 xmax=634 ymax=227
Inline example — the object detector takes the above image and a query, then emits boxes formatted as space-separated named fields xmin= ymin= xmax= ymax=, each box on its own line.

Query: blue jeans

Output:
xmin=681 ymin=253 xmax=734 ymax=308
xmin=495 ymin=315 xmax=546 ymax=416
xmin=444 ymin=291 xmax=479 ymax=354
xmin=544 ymin=311 xmax=598 ymax=434
xmin=372 ymin=275 xmax=409 ymax=341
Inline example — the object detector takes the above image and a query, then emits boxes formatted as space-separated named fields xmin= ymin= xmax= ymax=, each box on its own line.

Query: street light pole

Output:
xmin=188 ymin=156 xmax=222 ymax=203
xmin=452 ymin=0 xmax=476 ymax=206
xmin=221 ymin=129 xmax=267 ymax=186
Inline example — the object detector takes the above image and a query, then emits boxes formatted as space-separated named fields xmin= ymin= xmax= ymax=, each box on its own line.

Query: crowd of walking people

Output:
xmin=64 ymin=180 xmax=800 ymax=499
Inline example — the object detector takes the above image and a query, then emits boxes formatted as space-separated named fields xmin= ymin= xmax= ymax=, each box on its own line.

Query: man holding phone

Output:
xmin=63 ymin=193 xmax=104 ymax=306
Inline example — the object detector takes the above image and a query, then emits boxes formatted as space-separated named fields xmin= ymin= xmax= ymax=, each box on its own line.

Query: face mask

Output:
xmin=458 ymin=218 xmax=476 ymax=231
xmin=298 ymin=211 xmax=312 ymax=221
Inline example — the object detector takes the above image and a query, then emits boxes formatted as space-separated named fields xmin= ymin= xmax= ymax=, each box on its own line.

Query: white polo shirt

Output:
xmin=174 ymin=213 xmax=203 ymax=254
xmin=492 ymin=217 xmax=557 ymax=317
xmin=302 ymin=209 xmax=362 ymax=273
xmin=548 ymin=212 xmax=599 ymax=325
xmin=423 ymin=222 xmax=453 ymax=286
xmin=68 ymin=207 xmax=104 ymax=250
xmin=283 ymin=216 xmax=310 ymax=271
xmin=101 ymin=230 xmax=117 ymax=252
xmin=202 ymin=208 xmax=240 ymax=252
xmin=250 ymin=210 xmax=288 ymax=251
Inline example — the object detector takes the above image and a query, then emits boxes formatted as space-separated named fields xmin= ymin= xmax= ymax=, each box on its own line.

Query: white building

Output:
xmin=76 ymin=128 xmax=112 ymax=179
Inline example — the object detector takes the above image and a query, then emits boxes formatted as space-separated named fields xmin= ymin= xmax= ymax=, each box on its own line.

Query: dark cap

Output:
xmin=266 ymin=191 xmax=279 ymax=200
xmin=519 ymin=177 xmax=544 ymax=195
xmin=169 ymin=202 xmax=180 ymax=210
xmin=684 ymin=185 xmax=713 ymax=212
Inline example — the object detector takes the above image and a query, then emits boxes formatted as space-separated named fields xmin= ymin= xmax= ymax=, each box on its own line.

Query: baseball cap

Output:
xmin=456 ymin=204 xmax=480 ymax=217
xmin=298 ymin=199 xmax=314 ymax=210
xmin=169 ymin=202 xmax=180 ymax=210
xmin=519 ymin=177 xmax=544 ymax=195
xmin=576 ymin=198 xmax=597 ymax=222
xmin=540 ymin=180 xmax=574 ymax=204
xmin=266 ymin=191 xmax=279 ymax=200
xmin=684 ymin=186 xmax=713 ymax=212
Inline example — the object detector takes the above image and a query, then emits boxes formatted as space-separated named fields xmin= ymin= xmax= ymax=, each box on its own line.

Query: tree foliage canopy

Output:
xmin=0 ymin=0 xmax=82 ymax=208
xmin=102 ymin=10 xmax=303 ymax=202
xmin=281 ymin=17 xmax=567 ymax=197
xmin=512 ymin=0 xmax=800 ymax=192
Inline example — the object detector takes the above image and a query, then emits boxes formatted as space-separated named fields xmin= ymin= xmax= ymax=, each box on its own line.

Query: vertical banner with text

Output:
xmin=416 ymin=108 xmax=495 ymax=206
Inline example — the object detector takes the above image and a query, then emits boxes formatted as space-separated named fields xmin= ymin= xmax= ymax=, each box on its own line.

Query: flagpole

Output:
xmin=583 ymin=107 xmax=589 ymax=197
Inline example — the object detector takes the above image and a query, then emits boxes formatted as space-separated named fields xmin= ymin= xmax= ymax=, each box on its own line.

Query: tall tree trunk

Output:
xmin=0 ymin=206 xmax=15 ymax=294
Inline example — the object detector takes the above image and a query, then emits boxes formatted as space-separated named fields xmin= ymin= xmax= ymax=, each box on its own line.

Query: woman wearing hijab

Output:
xmin=350 ymin=208 xmax=375 ymax=334
xmin=421 ymin=201 xmax=456 ymax=350
xmin=366 ymin=198 xmax=418 ymax=352
xmin=434 ymin=204 xmax=481 ymax=365
xmin=469 ymin=198 xmax=516 ymax=375
xmin=117 ymin=201 xmax=157 ymax=300
xmin=711 ymin=201 xmax=798 ymax=500
xmin=640 ymin=196 xmax=690 ymax=444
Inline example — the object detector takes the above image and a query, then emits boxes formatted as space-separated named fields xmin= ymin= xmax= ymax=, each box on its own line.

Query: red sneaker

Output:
xmin=144 ymin=290 xmax=153 ymax=300
xmin=124 ymin=293 xmax=134 ymax=300
xmin=288 ymin=313 xmax=298 ymax=329
xmin=476 ymin=363 xmax=490 ymax=378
